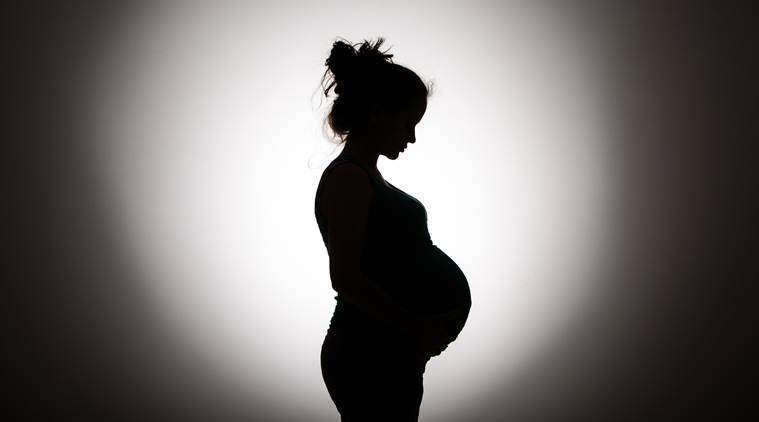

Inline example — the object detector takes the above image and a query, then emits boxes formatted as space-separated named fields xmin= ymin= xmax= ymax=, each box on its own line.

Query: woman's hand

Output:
xmin=425 ymin=307 xmax=469 ymax=327
xmin=407 ymin=314 xmax=455 ymax=358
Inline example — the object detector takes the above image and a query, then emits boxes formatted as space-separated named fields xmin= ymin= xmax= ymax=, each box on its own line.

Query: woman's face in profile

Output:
xmin=376 ymin=97 xmax=427 ymax=159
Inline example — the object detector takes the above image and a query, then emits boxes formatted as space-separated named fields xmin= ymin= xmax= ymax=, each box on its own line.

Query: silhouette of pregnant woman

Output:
xmin=314 ymin=37 xmax=472 ymax=421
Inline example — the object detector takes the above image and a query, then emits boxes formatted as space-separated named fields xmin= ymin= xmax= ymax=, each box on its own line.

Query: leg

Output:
xmin=321 ymin=330 xmax=426 ymax=422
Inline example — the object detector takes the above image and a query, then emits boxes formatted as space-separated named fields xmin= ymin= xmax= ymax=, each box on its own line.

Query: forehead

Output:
xmin=408 ymin=97 xmax=427 ymax=121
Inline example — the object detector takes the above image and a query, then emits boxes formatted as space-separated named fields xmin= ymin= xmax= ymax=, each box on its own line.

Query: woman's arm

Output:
xmin=323 ymin=163 xmax=420 ymax=336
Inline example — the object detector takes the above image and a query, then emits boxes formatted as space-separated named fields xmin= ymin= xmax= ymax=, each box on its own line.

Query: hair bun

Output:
xmin=325 ymin=41 xmax=357 ymax=85
xmin=356 ymin=37 xmax=394 ymax=67
xmin=325 ymin=38 xmax=394 ymax=95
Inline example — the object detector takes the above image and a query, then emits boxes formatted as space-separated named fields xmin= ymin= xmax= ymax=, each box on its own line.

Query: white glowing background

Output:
xmin=92 ymin=1 xmax=612 ymax=419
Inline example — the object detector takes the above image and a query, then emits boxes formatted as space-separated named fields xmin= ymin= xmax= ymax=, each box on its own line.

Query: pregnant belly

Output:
xmin=376 ymin=245 xmax=472 ymax=337
xmin=420 ymin=245 xmax=471 ymax=310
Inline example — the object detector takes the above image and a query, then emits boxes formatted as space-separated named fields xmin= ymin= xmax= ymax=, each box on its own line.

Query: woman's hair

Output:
xmin=319 ymin=37 xmax=433 ymax=144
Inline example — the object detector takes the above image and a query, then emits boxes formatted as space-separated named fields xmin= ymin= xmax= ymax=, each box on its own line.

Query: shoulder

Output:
xmin=324 ymin=161 xmax=372 ymax=194
xmin=320 ymin=161 xmax=373 ymax=213
xmin=324 ymin=160 xmax=371 ymax=185
xmin=327 ymin=160 xmax=369 ymax=179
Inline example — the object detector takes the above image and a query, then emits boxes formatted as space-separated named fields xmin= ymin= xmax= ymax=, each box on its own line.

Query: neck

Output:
xmin=341 ymin=135 xmax=380 ymax=173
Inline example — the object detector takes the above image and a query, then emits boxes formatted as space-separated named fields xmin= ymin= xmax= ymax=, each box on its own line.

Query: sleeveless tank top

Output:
xmin=314 ymin=152 xmax=472 ymax=344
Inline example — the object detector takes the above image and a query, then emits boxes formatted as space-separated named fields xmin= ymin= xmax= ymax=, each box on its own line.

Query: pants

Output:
xmin=321 ymin=327 xmax=430 ymax=422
